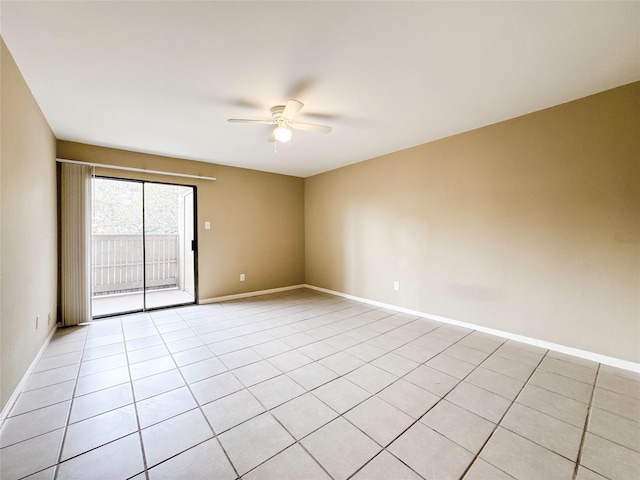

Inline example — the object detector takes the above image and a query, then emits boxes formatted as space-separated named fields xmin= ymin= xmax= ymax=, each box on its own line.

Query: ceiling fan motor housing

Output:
xmin=271 ymin=105 xmax=286 ymax=123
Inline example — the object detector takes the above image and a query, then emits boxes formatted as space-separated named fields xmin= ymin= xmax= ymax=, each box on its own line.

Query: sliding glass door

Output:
xmin=91 ymin=177 xmax=197 ymax=317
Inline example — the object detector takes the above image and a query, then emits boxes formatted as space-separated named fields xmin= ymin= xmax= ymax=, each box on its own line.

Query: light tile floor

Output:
xmin=1 ymin=288 xmax=639 ymax=480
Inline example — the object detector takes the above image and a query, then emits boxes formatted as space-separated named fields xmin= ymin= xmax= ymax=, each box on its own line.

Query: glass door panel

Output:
xmin=91 ymin=178 xmax=144 ymax=317
xmin=143 ymin=183 xmax=196 ymax=310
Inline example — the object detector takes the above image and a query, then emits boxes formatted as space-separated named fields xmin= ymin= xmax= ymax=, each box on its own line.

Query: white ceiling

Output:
xmin=2 ymin=1 xmax=639 ymax=178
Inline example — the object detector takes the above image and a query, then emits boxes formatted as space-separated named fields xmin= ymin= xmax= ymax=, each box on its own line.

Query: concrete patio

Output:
xmin=92 ymin=289 xmax=195 ymax=317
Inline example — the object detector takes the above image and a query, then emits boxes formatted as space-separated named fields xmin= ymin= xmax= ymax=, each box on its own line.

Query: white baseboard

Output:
xmin=304 ymin=284 xmax=640 ymax=373
xmin=199 ymin=284 xmax=306 ymax=304
xmin=0 ymin=325 xmax=58 ymax=426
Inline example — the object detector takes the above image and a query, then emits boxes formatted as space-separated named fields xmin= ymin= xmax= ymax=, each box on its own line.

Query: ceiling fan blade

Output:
xmin=282 ymin=99 xmax=303 ymax=121
xmin=227 ymin=119 xmax=275 ymax=125
xmin=268 ymin=131 xmax=276 ymax=142
xmin=290 ymin=122 xmax=332 ymax=134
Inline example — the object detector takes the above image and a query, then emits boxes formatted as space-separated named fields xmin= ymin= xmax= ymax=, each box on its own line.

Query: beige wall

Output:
xmin=1 ymin=39 xmax=58 ymax=410
xmin=306 ymin=82 xmax=640 ymax=363
xmin=1 ymin=34 xmax=636 ymax=416
xmin=56 ymin=142 xmax=305 ymax=301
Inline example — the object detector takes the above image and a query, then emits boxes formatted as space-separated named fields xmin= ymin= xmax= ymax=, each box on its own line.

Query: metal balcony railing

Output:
xmin=92 ymin=234 xmax=178 ymax=296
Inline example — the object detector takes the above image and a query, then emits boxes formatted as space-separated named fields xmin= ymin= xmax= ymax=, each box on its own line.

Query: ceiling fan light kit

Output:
xmin=228 ymin=99 xmax=332 ymax=144
xmin=273 ymin=125 xmax=293 ymax=142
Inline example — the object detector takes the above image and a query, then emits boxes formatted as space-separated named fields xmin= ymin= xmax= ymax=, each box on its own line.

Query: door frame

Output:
xmin=91 ymin=175 xmax=199 ymax=318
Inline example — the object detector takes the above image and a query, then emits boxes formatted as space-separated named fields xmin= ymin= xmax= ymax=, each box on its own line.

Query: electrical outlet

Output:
xmin=393 ymin=281 xmax=400 ymax=291
xmin=240 ymin=273 xmax=245 ymax=282
xmin=36 ymin=315 xmax=39 ymax=329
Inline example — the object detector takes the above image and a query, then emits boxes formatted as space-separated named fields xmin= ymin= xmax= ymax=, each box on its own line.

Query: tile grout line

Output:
xmin=123 ymin=314 xmax=153 ymax=480
xmin=69 ymin=300 xmax=640 ymax=477
xmin=245 ymin=342 xmax=421 ymax=478
xmin=27 ymin=297 xmax=448 ymax=473
xmin=0 ymin=326 xmax=60 ymax=431
xmin=0 ymin=346 xmax=82 ymax=479
xmin=201 ymin=291 xmax=363 ymax=478
xmin=137 ymin=300 xmax=505 ymax=479
xmin=4 ymin=295 xmax=426 ymax=480
xmin=455 ymin=349 xmax=614 ymax=479
xmin=526 ymin=369 xmax=598 ymax=406
xmin=345 ymin=329 xmax=510 ymax=480
xmin=119 ymin=312 xmax=216 ymax=475
xmin=153 ymin=294 xmax=410 ymax=479
xmin=184 ymin=291 xmax=344 ymax=478
xmin=52 ymin=318 xmax=149 ymax=479
xmin=147 ymin=309 xmax=242 ymax=480
xmin=350 ymin=448 xmax=427 ymax=480
xmin=1 ymin=295 xmax=379 ymax=474
xmin=454 ymin=346 xmax=549 ymax=480
xmin=35 ymin=314 xmax=168 ymax=479
xmin=571 ymin=363 xmax=601 ymax=480
xmin=200 ymin=294 xmax=350 ymax=478
xmin=51 ymin=324 xmax=92 ymax=480
xmin=154 ymin=298 xmax=609 ymax=480
xmin=6 ymin=290 xmax=630 ymax=480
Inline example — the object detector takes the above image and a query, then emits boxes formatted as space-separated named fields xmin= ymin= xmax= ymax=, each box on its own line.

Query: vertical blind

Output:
xmin=60 ymin=163 xmax=92 ymax=326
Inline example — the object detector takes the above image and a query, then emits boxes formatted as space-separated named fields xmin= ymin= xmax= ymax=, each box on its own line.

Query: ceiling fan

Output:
xmin=228 ymin=99 xmax=332 ymax=143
